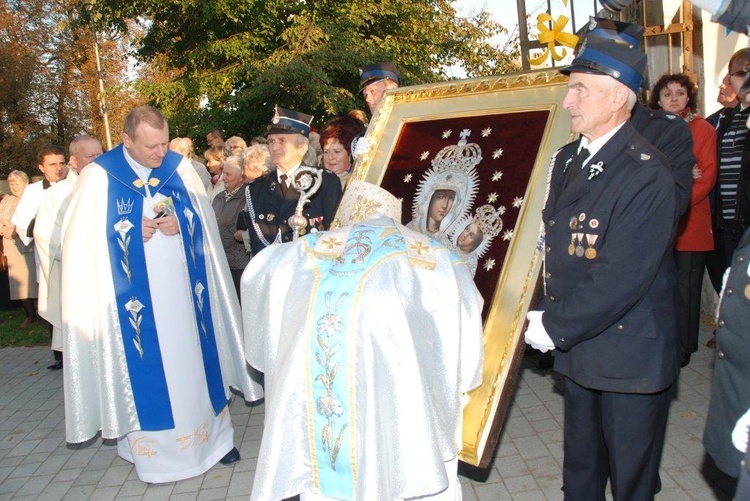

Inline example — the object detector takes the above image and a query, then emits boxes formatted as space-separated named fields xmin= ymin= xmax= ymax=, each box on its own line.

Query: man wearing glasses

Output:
xmin=709 ymin=48 xmax=750 ymax=287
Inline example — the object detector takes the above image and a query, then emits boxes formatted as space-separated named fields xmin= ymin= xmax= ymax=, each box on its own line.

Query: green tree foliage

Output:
xmin=94 ymin=0 xmax=520 ymax=146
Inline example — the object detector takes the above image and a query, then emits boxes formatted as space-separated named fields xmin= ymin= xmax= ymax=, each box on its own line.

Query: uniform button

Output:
xmin=617 ymin=324 xmax=624 ymax=331
xmin=737 ymin=255 xmax=745 ymax=264
xmin=718 ymin=350 xmax=725 ymax=359
xmin=546 ymin=246 xmax=551 ymax=252
xmin=718 ymin=319 xmax=725 ymax=327
xmin=549 ymin=295 xmax=556 ymax=302
xmin=726 ymin=288 xmax=733 ymax=296
xmin=559 ymin=337 xmax=566 ymax=343
xmin=549 ymin=220 xmax=556 ymax=227
xmin=545 ymin=272 xmax=552 ymax=279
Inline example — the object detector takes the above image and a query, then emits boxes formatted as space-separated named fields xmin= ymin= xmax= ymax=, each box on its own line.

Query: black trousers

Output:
xmin=562 ymin=378 xmax=671 ymax=500
xmin=675 ymin=250 xmax=707 ymax=355
xmin=706 ymin=227 xmax=744 ymax=294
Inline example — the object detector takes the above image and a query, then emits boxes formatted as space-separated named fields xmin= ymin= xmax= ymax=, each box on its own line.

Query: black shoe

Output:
xmin=537 ymin=352 xmax=554 ymax=370
xmin=47 ymin=360 xmax=63 ymax=371
xmin=680 ymin=352 xmax=691 ymax=368
xmin=219 ymin=447 xmax=240 ymax=465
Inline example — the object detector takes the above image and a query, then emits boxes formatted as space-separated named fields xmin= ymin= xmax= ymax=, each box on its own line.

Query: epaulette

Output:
xmin=624 ymin=138 xmax=661 ymax=166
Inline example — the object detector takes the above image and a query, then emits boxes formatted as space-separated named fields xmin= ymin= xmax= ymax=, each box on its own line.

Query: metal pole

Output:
xmin=517 ymin=0 xmax=530 ymax=71
xmin=85 ymin=2 xmax=112 ymax=149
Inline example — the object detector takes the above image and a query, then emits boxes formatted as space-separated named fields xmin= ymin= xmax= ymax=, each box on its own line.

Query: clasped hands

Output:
xmin=142 ymin=215 xmax=180 ymax=242
xmin=524 ymin=310 xmax=555 ymax=353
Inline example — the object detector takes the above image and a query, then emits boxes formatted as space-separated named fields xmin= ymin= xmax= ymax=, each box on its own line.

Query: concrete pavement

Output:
xmin=0 ymin=322 xmax=737 ymax=500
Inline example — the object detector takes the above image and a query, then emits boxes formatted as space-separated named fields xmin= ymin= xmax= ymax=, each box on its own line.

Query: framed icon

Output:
xmin=347 ymin=70 xmax=573 ymax=467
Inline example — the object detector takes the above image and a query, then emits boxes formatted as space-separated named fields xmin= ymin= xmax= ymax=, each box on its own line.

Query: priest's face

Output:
xmin=38 ymin=153 xmax=68 ymax=183
xmin=123 ymin=123 xmax=170 ymax=169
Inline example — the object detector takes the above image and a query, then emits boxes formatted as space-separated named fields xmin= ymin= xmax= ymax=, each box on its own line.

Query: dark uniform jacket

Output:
xmin=238 ymin=166 xmax=342 ymax=255
xmin=540 ymin=121 xmax=679 ymax=394
xmin=704 ymin=226 xmax=750 ymax=477
xmin=630 ymin=102 xmax=695 ymax=218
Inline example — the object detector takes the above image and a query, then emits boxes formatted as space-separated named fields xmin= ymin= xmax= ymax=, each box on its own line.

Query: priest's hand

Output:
xmin=142 ymin=217 xmax=158 ymax=242
xmin=524 ymin=311 xmax=555 ymax=353
xmin=155 ymin=214 xmax=180 ymax=237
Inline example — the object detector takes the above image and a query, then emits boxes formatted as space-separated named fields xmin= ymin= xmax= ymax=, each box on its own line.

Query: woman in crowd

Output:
xmin=204 ymin=144 xmax=227 ymax=202
xmin=240 ymin=144 xmax=270 ymax=182
xmin=320 ymin=115 xmax=366 ymax=187
xmin=211 ymin=156 xmax=250 ymax=301
xmin=0 ymin=171 xmax=38 ymax=327
xmin=648 ymin=73 xmax=718 ymax=367
xmin=224 ymin=136 xmax=247 ymax=156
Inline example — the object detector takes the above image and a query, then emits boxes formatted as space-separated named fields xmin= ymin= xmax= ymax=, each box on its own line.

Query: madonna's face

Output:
xmin=427 ymin=189 xmax=455 ymax=232
xmin=457 ymin=221 xmax=483 ymax=254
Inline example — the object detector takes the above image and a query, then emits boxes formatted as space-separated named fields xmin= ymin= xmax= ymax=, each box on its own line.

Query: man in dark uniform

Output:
xmin=359 ymin=62 xmax=400 ymax=114
xmin=524 ymin=38 xmax=679 ymax=499
xmin=239 ymin=107 xmax=342 ymax=255
xmin=579 ymin=17 xmax=695 ymax=217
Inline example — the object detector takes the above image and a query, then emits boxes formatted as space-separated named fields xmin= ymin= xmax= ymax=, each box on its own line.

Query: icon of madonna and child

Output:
xmin=406 ymin=130 xmax=504 ymax=276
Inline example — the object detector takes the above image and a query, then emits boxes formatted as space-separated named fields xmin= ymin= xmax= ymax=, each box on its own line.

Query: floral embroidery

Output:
xmin=194 ymin=281 xmax=208 ymax=340
xmin=125 ymin=297 xmax=145 ymax=359
xmin=183 ymin=207 xmax=196 ymax=265
xmin=114 ymin=218 xmax=134 ymax=283
xmin=315 ymin=291 xmax=348 ymax=469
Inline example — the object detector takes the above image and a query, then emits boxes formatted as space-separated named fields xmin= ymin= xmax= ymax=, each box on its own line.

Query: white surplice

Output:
xmin=61 ymin=150 xmax=263 ymax=483
xmin=33 ymin=169 xmax=78 ymax=350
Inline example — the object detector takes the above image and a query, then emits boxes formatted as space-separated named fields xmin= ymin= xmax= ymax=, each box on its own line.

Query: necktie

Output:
xmin=279 ymin=174 xmax=288 ymax=197
xmin=563 ymin=148 xmax=590 ymax=191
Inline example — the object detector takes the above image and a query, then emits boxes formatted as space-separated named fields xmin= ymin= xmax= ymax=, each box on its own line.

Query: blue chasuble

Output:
xmin=97 ymin=146 xmax=227 ymax=431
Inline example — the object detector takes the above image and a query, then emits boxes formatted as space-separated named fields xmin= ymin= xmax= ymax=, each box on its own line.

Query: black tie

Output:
xmin=279 ymin=174 xmax=289 ymax=197
xmin=563 ymin=148 xmax=590 ymax=191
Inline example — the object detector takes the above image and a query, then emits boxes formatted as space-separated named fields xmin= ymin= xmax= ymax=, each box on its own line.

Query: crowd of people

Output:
xmin=2 ymin=16 xmax=750 ymax=499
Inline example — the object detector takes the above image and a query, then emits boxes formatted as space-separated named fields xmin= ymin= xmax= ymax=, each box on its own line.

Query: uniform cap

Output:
xmin=267 ymin=106 xmax=314 ymax=138
xmin=579 ymin=17 xmax=644 ymax=49
xmin=561 ymin=38 xmax=647 ymax=93
xmin=358 ymin=62 xmax=400 ymax=92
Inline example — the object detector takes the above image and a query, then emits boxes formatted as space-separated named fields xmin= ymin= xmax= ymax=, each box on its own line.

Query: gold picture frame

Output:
xmin=348 ymin=70 xmax=573 ymax=467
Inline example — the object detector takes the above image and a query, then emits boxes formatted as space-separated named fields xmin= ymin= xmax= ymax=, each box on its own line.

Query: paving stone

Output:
xmin=14 ymin=473 xmax=54 ymax=496
xmin=89 ymin=485 xmax=121 ymax=500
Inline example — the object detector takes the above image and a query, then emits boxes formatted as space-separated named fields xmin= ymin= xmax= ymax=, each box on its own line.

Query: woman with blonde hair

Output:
xmin=0 ymin=170 xmax=38 ymax=327
xmin=239 ymin=144 xmax=271 ymax=182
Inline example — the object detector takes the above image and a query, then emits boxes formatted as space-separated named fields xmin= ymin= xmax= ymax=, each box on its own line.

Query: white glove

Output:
xmin=732 ymin=408 xmax=750 ymax=453
xmin=524 ymin=311 xmax=555 ymax=353
xmin=351 ymin=136 xmax=372 ymax=159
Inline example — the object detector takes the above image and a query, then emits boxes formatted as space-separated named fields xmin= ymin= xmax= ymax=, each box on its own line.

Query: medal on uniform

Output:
xmin=569 ymin=216 xmax=578 ymax=230
xmin=745 ymin=284 xmax=750 ymax=300
xmin=585 ymin=234 xmax=598 ymax=259
xmin=575 ymin=233 xmax=585 ymax=257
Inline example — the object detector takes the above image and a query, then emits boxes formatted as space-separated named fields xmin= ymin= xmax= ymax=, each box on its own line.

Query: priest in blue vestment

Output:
xmin=60 ymin=106 xmax=263 ymax=483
